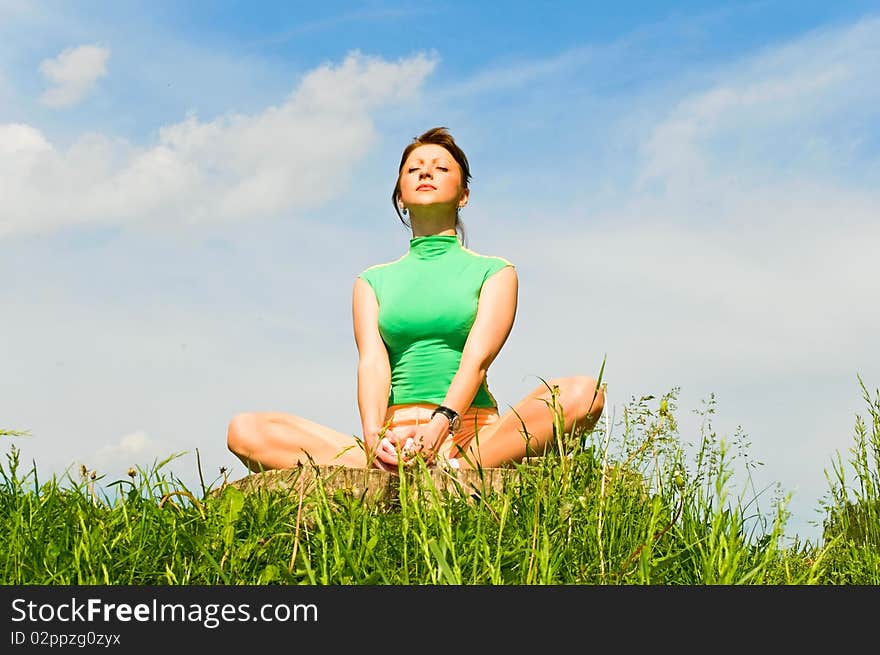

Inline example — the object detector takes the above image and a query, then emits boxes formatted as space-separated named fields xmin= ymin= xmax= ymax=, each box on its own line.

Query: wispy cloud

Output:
xmin=39 ymin=44 xmax=110 ymax=108
xmin=253 ymin=7 xmax=429 ymax=46
xmin=638 ymin=16 xmax=880 ymax=200
xmin=439 ymin=45 xmax=592 ymax=99
xmin=491 ymin=16 xmax=880 ymax=382
xmin=1 ymin=51 xmax=437 ymax=239
xmin=89 ymin=430 xmax=172 ymax=473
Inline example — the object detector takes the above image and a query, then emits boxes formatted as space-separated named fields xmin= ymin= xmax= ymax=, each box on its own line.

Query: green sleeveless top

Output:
xmin=358 ymin=234 xmax=514 ymax=408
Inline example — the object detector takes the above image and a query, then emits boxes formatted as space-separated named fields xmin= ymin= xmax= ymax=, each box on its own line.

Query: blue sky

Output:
xmin=1 ymin=0 xmax=879 ymax=543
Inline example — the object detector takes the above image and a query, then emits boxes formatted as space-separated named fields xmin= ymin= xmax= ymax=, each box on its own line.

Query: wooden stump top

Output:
xmin=219 ymin=463 xmax=524 ymax=503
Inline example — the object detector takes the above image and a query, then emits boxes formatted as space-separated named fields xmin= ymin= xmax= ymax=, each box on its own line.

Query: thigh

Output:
xmin=254 ymin=411 xmax=368 ymax=468
xmin=453 ymin=406 xmax=501 ymax=450
xmin=452 ymin=381 xmax=572 ymax=466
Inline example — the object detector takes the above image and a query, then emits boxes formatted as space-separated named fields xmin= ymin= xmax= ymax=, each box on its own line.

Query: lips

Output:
xmin=416 ymin=184 xmax=436 ymax=191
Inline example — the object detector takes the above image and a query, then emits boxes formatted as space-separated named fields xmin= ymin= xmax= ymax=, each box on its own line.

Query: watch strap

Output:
xmin=431 ymin=405 xmax=460 ymax=432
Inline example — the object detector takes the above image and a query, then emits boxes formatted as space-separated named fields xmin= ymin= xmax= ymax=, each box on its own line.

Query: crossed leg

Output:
xmin=226 ymin=375 xmax=605 ymax=474
xmin=227 ymin=412 xmax=366 ymax=473
xmin=455 ymin=375 xmax=605 ymax=469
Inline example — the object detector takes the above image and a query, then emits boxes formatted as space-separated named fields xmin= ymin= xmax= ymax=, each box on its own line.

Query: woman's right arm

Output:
xmin=352 ymin=277 xmax=393 ymax=466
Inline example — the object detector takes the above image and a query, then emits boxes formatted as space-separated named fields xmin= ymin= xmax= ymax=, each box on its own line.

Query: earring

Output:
xmin=401 ymin=207 xmax=408 ymax=215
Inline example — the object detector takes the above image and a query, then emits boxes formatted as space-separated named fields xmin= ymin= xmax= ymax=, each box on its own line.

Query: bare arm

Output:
xmin=352 ymin=277 xmax=393 ymax=466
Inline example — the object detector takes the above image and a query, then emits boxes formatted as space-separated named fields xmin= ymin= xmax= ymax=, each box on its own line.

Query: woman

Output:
xmin=227 ymin=127 xmax=604 ymax=473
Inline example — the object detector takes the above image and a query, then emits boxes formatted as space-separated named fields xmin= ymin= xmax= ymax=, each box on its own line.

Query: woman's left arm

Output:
xmin=418 ymin=265 xmax=518 ymax=458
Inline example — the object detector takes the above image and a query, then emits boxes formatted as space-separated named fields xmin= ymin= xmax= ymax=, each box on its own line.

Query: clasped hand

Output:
xmin=368 ymin=420 xmax=449 ymax=471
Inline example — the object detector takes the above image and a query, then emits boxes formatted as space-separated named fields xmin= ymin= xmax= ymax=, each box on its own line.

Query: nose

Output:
xmin=419 ymin=168 xmax=433 ymax=179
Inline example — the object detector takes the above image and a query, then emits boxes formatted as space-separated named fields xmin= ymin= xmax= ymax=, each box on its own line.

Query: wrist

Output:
xmin=431 ymin=405 xmax=461 ymax=434
xmin=429 ymin=414 xmax=450 ymax=432
xmin=363 ymin=424 xmax=386 ymax=439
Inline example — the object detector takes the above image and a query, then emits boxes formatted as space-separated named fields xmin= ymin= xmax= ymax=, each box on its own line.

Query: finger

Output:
xmin=378 ymin=447 xmax=398 ymax=463
xmin=390 ymin=426 xmax=417 ymax=442
xmin=376 ymin=448 xmax=400 ymax=466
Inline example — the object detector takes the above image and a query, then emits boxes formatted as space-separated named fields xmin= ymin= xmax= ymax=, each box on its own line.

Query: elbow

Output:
xmin=358 ymin=351 xmax=389 ymax=370
xmin=358 ymin=356 xmax=390 ymax=380
xmin=460 ymin=355 xmax=490 ymax=383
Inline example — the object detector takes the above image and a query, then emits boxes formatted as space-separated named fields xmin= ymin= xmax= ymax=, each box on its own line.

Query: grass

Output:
xmin=1 ymin=377 xmax=878 ymax=584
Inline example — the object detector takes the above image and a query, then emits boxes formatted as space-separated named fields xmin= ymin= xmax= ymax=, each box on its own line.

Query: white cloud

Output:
xmin=638 ymin=17 xmax=880 ymax=199
xmin=0 ymin=122 xmax=51 ymax=154
xmin=90 ymin=431 xmax=172 ymax=473
xmin=608 ymin=20 xmax=880 ymax=379
xmin=494 ymin=19 xmax=879 ymax=385
xmin=512 ymin=185 xmax=878 ymax=380
xmin=39 ymin=44 xmax=110 ymax=108
xmin=1 ymin=51 xmax=436 ymax=239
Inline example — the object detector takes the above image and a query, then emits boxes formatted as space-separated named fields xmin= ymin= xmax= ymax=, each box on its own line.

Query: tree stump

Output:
xmin=218 ymin=463 xmax=523 ymax=505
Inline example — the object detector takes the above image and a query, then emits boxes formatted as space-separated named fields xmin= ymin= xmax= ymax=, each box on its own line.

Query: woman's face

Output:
xmin=397 ymin=144 xmax=468 ymax=212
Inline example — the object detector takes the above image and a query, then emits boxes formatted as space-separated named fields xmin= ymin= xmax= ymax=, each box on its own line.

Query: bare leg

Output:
xmin=459 ymin=375 xmax=605 ymax=469
xmin=227 ymin=412 xmax=367 ymax=472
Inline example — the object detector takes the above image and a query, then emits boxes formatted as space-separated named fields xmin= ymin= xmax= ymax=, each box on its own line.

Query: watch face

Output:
xmin=450 ymin=415 xmax=461 ymax=432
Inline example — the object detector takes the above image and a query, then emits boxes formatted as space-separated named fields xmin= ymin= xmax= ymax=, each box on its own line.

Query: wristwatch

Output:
xmin=431 ymin=405 xmax=461 ymax=434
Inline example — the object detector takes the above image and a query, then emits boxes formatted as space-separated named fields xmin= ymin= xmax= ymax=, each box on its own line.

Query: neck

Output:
xmin=412 ymin=226 xmax=456 ymax=238
xmin=409 ymin=213 xmax=457 ymax=238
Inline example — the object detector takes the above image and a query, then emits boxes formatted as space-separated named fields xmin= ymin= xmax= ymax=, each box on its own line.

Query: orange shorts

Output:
xmin=383 ymin=403 xmax=500 ymax=457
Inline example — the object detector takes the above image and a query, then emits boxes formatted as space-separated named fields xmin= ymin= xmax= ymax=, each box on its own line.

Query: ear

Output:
xmin=458 ymin=187 xmax=470 ymax=209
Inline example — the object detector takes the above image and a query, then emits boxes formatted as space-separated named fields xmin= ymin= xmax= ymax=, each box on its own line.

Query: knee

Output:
xmin=567 ymin=375 xmax=605 ymax=421
xmin=227 ymin=412 xmax=258 ymax=456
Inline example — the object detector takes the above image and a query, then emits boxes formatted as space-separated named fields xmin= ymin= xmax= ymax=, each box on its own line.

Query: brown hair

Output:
xmin=392 ymin=126 xmax=471 ymax=245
